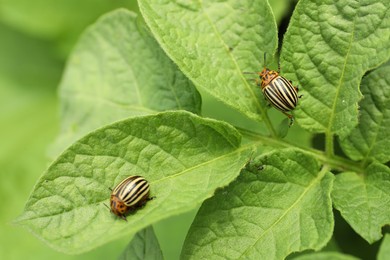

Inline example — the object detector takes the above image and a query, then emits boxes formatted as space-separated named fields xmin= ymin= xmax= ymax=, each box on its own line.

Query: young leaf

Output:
xmin=52 ymin=9 xmax=200 ymax=155
xmin=14 ymin=111 xmax=252 ymax=254
xmin=332 ymin=162 xmax=390 ymax=243
xmin=138 ymin=0 xmax=278 ymax=123
xmin=339 ymin=61 xmax=390 ymax=164
xmin=181 ymin=149 xmax=334 ymax=259
xmin=119 ymin=226 xmax=163 ymax=260
xmin=291 ymin=252 xmax=359 ymax=260
xmin=282 ymin=0 xmax=390 ymax=137
xmin=378 ymin=234 xmax=390 ymax=260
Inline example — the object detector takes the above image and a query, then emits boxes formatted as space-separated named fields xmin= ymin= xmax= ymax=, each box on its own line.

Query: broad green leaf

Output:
xmin=378 ymin=234 xmax=390 ymax=260
xmin=340 ymin=61 xmax=390 ymax=164
xmin=332 ymin=163 xmax=390 ymax=243
xmin=52 ymin=9 xmax=200 ymax=156
xmin=181 ymin=149 xmax=334 ymax=259
xmin=282 ymin=0 xmax=390 ymax=137
xmin=292 ymin=252 xmax=359 ymax=260
xmin=138 ymin=0 xmax=278 ymax=123
xmin=15 ymin=111 xmax=252 ymax=254
xmin=119 ymin=226 xmax=163 ymax=260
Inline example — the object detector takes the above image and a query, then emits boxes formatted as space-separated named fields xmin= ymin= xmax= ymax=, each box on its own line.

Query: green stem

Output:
xmin=325 ymin=131 xmax=334 ymax=157
xmin=237 ymin=127 xmax=363 ymax=174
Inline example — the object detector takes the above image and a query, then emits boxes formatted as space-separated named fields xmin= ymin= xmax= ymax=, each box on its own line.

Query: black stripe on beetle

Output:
xmin=263 ymin=76 xmax=298 ymax=112
xmin=251 ymin=53 xmax=302 ymax=126
xmin=110 ymin=175 xmax=152 ymax=221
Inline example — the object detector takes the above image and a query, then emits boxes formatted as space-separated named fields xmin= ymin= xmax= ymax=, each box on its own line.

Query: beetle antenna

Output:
xmin=147 ymin=196 xmax=156 ymax=201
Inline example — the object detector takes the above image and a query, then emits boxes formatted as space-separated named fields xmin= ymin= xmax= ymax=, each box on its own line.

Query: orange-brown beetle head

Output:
xmin=258 ymin=67 xmax=279 ymax=89
xmin=110 ymin=195 xmax=128 ymax=221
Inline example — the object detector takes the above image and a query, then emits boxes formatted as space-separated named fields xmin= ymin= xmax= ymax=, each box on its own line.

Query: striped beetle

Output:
xmin=249 ymin=53 xmax=301 ymax=126
xmin=110 ymin=175 xmax=152 ymax=221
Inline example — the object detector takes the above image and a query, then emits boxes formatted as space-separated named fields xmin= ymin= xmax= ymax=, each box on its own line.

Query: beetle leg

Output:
xmin=246 ymin=78 xmax=256 ymax=83
xmin=147 ymin=196 xmax=156 ymax=201
xmin=294 ymin=86 xmax=303 ymax=98
xmin=282 ymin=112 xmax=294 ymax=127
xmin=255 ymin=78 xmax=261 ymax=87
xmin=121 ymin=215 xmax=128 ymax=222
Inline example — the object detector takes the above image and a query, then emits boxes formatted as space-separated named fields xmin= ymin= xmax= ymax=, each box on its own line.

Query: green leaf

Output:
xmin=52 ymin=9 xmax=200 ymax=155
xmin=339 ymin=61 xmax=390 ymax=164
xmin=332 ymin=163 xmax=390 ymax=243
xmin=378 ymin=234 xmax=390 ymax=260
xmin=292 ymin=252 xmax=359 ymax=260
xmin=15 ymin=111 xmax=252 ymax=254
xmin=138 ymin=0 xmax=278 ymax=123
xmin=282 ymin=0 xmax=390 ymax=137
xmin=181 ymin=149 xmax=334 ymax=259
xmin=119 ymin=226 xmax=163 ymax=260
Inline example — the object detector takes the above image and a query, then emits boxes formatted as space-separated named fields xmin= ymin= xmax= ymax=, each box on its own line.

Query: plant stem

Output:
xmin=325 ymin=132 xmax=334 ymax=157
xmin=237 ymin=127 xmax=363 ymax=174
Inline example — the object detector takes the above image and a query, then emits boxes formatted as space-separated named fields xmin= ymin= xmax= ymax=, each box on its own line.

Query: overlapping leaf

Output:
xmin=378 ymin=234 xmax=390 ymax=260
xmin=181 ymin=149 xmax=334 ymax=259
xmin=15 ymin=111 xmax=252 ymax=254
xmin=282 ymin=0 xmax=390 ymax=137
xmin=139 ymin=0 xmax=278 ymax=123
xmin=340 ymin=61 xmax=390 ymax=164
xmin=292 ymin=252 xmax=359 ymax=260
xmin=332 ymin=163 xmax=390 ymax=243
xmin=52 ymin=9 xmax=200 ymax=155
xmin=119 ymin=226 xmax=163 ymax=260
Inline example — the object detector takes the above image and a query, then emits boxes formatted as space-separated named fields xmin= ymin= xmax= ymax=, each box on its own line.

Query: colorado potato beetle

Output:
xmin=249 ymin=53 xmax=302 ymax=126
xmin=110 ymin=175 xmax=152 ymax=221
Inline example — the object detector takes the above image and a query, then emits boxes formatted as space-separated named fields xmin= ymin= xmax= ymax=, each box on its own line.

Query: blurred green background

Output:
xmin=0 ymin=1 xmax=293 ymax=259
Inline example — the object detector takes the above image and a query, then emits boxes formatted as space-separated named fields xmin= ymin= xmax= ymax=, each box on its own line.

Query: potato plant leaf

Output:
xmin=339 ymin=61 xmax=390 ymax=164
xmin=15 ymin=111 xmax=252 ymax=254
xmin=181 ymin=149 xmax=334 ymax=259
xmin=52 ymin=9 xmax=200 ymax=155
xmin=378 ymin=234 xmax=390 ymax=260
xmin=292 ymin=252 xmax=359 ymax=260
xmin=119 ymin=226 xmax=163 ymax=260
xmin=332 ymin=162 xmax=390 ymax=243
xmin=282 ymin=0 xmax=390 ymax=137
xmin=138 ymin=0 xmax=278 ymax=124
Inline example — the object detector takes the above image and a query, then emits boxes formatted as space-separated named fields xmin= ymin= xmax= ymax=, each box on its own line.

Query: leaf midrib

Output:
xmin=18 ymin=145 xmax=253 ymax=221
xmin=198 ymin=1 xmax=275 ymax=135
xmin=238 ymin=166 xmax=330 ymax=258
xmin=198 ymin=1 xmax=264 ymax=113
xmin=325 ymin=4 xmax=359 ymax=141
xmin=151 ymin=144 xmax=253 ymax=185
xmin=61 ymin=92 xmax=157 ymax=113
